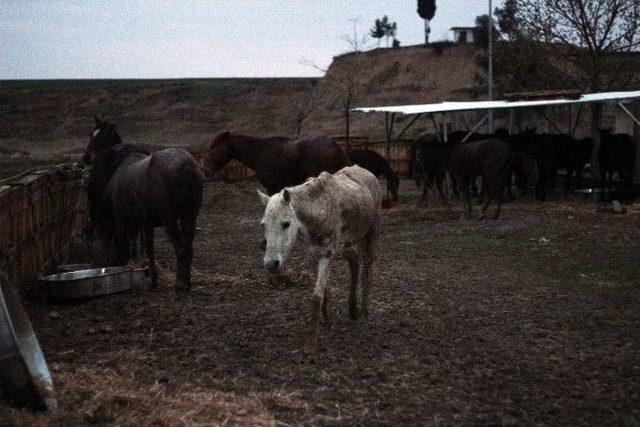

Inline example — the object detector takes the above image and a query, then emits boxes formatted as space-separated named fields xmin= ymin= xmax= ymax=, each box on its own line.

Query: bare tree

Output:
xmin=515 ymin=0 xmax=640 ymax=175
xmin=341 ymin=18 xmax=372 ymax=52
xmin=292 ymin=94 xmax=317 ymax=138
xmin=299 ymin=57 xmax=364 ymax=150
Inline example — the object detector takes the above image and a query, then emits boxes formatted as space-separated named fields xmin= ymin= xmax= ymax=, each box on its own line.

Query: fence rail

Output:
xmin=0 ymin=163 xmax=87 ymax=291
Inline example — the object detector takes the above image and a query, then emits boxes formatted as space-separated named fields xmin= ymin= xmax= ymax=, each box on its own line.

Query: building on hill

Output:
xmin=450 ymin=27 xmax=475 ymax=44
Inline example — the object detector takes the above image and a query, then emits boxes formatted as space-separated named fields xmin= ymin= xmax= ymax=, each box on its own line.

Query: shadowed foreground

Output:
xmin=2 ymin=180 xmax=639 ymax=425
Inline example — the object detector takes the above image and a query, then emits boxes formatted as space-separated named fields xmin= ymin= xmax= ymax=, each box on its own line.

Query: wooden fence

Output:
xmin=214 ymin=137 xmax=415 ymax=183
xmin=0 ymin=163 xmax=88 ymax=291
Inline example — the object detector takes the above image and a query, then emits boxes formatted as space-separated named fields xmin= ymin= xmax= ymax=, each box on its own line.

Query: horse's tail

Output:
xmin=176 ymin=157 xmax=204 ymax=216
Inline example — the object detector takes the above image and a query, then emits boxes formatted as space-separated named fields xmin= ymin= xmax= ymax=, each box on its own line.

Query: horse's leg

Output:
xmin=143 ymin=225 xmax=158 ymax=288
xmin=321 ymin=286 xmax=331 ymax=329
xmin=348 ymin=258 xmax=360 ymax=320
xmin=163 ymin=221 xmax=189 ymax=292
xmin=306 ymin=252 xmax=332 ymax=352
xmin=479 ymin=191 xmax=492 ymax=220
xmin=599 ymin=170 xmax=607 ymax=205
xmin=178 ymin=214 xmax=197 ymax=290
xmin=449 ymin=174 xmax=459 ymax=199
xmin=460 ymin=178 xmax=472 ymax=219
xmin=421 ymin=176 xmax=428 ymax=202
xmin=359 ymin=236 xmax=375 ymax=319
xmin=493 ymin=175 xmax=505 ymax=219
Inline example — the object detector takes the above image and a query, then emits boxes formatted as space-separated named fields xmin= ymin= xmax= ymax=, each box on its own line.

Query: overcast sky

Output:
xmin=1 ymin=1 xmax=503 ymax=79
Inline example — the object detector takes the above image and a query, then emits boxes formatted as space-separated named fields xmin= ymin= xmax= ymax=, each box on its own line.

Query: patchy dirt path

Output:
xmin=3 ymin=180 xmax=639 ymax=425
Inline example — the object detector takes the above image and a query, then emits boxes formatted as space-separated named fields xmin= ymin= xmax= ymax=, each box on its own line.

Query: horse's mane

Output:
xmin=87 ymin=143 xmax=150 ymax=236
xmin=90 ymin=143 xmax=149 ymax=191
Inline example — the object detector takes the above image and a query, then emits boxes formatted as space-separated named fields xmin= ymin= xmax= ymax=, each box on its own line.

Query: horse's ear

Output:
xmin=282 ymin=188 xmax=291 ymax=204
xmin=257 ymin=190 xmax=270 ymax=206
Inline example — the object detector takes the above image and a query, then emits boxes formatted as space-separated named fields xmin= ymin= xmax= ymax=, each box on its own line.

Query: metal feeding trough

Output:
xmin=0 ymin=273 xmax=57 ymax=411
xmin=40 ymin=266 xmax=148 ymax=301
xmin=56 ymin=263 xmax=92 ymax=273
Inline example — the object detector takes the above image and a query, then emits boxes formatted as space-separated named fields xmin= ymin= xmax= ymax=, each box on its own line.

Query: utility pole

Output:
xmin=488 ymin=0 xmax=494 ymax=132
xmin=347 ymin=17 xmax=360 ymax=51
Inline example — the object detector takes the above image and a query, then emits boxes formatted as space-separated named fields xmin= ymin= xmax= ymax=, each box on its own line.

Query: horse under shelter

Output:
xmin=353 ymin=90 xmax=640 ymax=186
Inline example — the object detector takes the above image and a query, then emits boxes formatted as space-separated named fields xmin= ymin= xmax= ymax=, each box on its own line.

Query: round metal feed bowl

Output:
xmin=0 ymin=274 xmax=57 ymax=411
xmin=40 ymin=266 xmax=148 ymax=301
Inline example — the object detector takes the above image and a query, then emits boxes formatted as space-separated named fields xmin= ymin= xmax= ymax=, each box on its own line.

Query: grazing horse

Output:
xmin=348 ymin=148 xmax=399 ymax=201
xmin=448 ymin=138 xmax=511 ymax=219
xmin=86 ymin=128 xmax=203 ymax=291
xmin=200 ymin=132 xmax=349 ymax=194
xmin=258 ymin=165 xmax=381 ymax=350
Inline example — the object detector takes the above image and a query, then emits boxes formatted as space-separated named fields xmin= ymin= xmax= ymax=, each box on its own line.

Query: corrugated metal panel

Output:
xmin=353 ymin=90 xmax=640 ymax=115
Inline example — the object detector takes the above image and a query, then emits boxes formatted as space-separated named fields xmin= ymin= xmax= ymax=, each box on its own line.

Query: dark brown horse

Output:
xmin=448 ymin=138 xmax=511 ymax=219
xmin=86 ymin=123 xmax=203 ymax=292
xmin=348 ymin=149 xmax=399 ymax=200
xmin=200 ymin=132 xmax=349 ymax=194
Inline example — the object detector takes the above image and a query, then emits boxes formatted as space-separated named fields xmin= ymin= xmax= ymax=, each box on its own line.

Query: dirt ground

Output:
xmin=2 ymin=179 xmax=639 ymax=426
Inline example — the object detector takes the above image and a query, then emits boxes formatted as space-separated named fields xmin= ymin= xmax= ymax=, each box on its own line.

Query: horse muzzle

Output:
xmin=264 ymin=259 xmax=281 ymax=274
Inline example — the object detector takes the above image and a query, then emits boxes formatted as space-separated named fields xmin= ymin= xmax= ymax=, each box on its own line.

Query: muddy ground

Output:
xmin=2 ymin=180 xmax=639 ymax=425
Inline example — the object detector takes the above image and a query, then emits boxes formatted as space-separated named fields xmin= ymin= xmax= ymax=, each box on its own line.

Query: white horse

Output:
xmin=258 ymin=165 xmax=382 ymax=349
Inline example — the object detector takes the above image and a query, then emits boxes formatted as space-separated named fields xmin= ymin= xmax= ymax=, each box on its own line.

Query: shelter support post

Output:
xmin=461 ymin=114 xmax=490 ymax=143
xmin=618 ymin=102 xmax=640 ymax=185
xmin=384 ymin=112 xmax=396 ymax=161
xmin=430 ymin=114 xmax=442 ymax=142
xmin=571 ymin=104 xmax=584 ymax=136
xmin=442 ymin=113 xmax=448 ymax=142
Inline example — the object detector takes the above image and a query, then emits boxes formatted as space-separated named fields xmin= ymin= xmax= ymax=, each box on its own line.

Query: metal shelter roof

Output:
xmin=352 ymin=90 xmax=640 ymax=115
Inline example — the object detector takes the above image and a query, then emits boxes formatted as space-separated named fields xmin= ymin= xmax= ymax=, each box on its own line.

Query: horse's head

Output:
xmin=258 ymin=188 xmax=300 ymax=274
xmin=200 ymin=131 xmax=234 ymax=177
xmin=84 ymin=116 xmax=122 ymax=164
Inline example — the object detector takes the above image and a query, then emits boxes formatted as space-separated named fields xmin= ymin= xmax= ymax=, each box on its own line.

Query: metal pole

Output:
xmin=488 ymin=0 xmax=494 ymax=133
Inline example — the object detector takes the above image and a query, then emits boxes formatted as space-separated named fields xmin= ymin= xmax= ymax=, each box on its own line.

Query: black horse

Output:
xmin=448 ymin=138 xmax=512 ymax=219
xmin=85 ymin=121 xmax=203 ymax=291
xmin=598 ymin=129 xmax=636 ymax=203
xmin=348 ymin=149 xmax=399 ymax=200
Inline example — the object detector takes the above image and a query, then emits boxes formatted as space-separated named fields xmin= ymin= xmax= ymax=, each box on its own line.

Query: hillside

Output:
xmin=299 ymin=44 xmax=480 ymax=139
xmin=0 ymin=44 xmax=483 ymax=164
xmin=1 ymin=42 xmax=634 ymax=175
xmin=0 ymin=78 xmax=317 ymax=159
